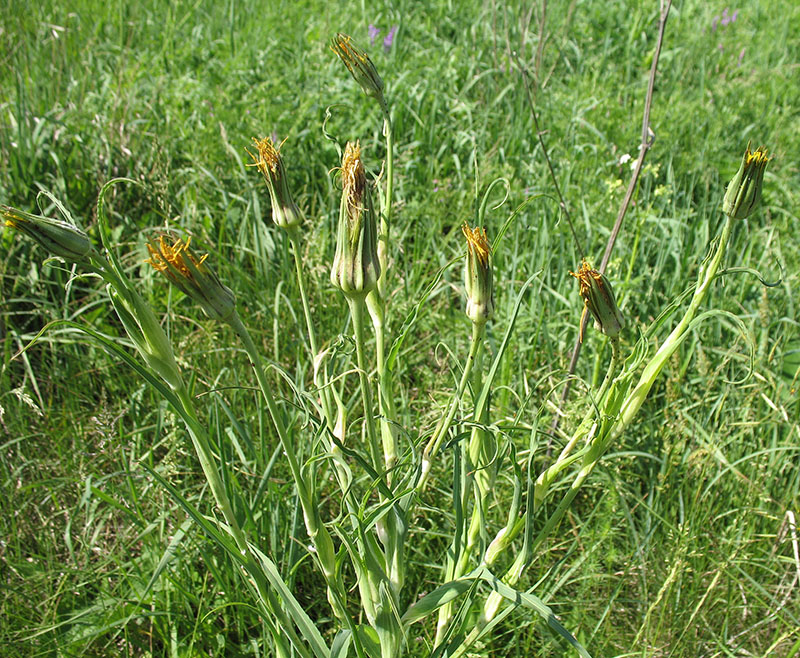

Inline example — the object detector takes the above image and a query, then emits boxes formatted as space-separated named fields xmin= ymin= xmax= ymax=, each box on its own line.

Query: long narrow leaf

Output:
xmin=477 ymin=569 xmax=592 ymax=658
xmin=249 ymin=544 xmax=330 ymax=658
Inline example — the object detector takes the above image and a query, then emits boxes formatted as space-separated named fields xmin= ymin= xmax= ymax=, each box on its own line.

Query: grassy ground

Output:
xmin=1 ymin=0 xmax=799 ymax=655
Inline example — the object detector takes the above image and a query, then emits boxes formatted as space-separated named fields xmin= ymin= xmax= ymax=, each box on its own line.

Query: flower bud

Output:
xmin=2 ymin=204 xmax=92 ymax=262
xmin=247 ymin=137 xmax=304 ymax=230
xmin=330 ymin=33 xmax=386 ymax=108
xmin=462 ymin=223 xmax=494 ymax=325
xmin=570 ymin=260 xmax=624 ymax=342
xmin=146 ymin=235 xmax=236 ymax=323
xmin=722 ymin=144 xmax=769 ymax=219
xmin=330 ymin=142 xmax=380 ymax=298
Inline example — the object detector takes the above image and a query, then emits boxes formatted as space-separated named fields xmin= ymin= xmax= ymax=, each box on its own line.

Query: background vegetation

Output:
xmin=1 ymin=0 xmax=798 ymax=655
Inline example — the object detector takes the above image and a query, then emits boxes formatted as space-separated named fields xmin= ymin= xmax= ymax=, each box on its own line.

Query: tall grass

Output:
xmin=2 ymin=0 xmax=799 ymax=656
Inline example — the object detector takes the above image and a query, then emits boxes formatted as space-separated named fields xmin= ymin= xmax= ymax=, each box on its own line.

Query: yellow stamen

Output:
xmin=462 ymin=223 xmax=490 ymax=265
xmin=246 ymin=136 xmax=286 ymax=176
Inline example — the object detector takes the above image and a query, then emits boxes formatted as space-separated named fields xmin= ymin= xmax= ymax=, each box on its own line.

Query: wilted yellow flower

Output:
xmin=330 ymin=141 xmax=380 ymax=298
xmin=570 ymin=260 xmax=624 ymax=342
xmin=330 ymin=33 xmax=386 ymax=107
xmin=2 ymin=204 xmax=92 ymax=262
xmin=247 ymin=136 xmax=304 ymax=230
xmin=722 ymin=144 xmax=769 ymax=220
xmin=462 ymin=223 xmax=494 ymax=325
xmin=146 ymin=235 xmax=235 ymax=323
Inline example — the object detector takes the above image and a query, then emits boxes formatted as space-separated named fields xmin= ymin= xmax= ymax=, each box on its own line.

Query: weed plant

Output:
xmin=1 ymin=0 xmax=799 ymax=656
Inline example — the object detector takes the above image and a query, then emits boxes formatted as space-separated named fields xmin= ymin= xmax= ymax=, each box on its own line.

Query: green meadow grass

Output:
xmin=1 ymin=0 xmax=799 ymax=655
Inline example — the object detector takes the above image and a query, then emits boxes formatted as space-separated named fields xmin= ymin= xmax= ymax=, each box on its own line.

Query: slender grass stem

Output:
xmin=288 ymin=229 xmax=337 ymax=432
xmin=419 ymin=321 xmax=484 ymax=492
xmin=228 ymin=311 xmax=347 ymax=622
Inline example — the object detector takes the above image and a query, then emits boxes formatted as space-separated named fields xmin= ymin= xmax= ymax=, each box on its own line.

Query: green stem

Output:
xmin=174 ymin=384 xmax=301 ymax=658
xmin=349 ymin=295 xmax=404 ymax=594
xmin=419 ymin=321 xmax=485 ymax=492
xmin=377 ymin=108 xmax=393 ymax=300
xmin=228 ymin=311 xmax=347 ymax=622
xmin=288 ymin=229 xmax=337 ymax=433
xmin=616 ymin=214 xmax=733 ymax=433
xmin=288 ymin=229 xmax=320 ymax=359
xmin=465 ymin=216 xmax=736 ymax=649
xmin=367 ymin=292 xmax=400 ymax=477
xmin=347 ymin=296 xmax=382 ymax=472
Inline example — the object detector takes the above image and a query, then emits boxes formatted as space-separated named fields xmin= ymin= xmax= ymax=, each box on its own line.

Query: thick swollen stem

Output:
xmin=347 ymin=296 xmax=382 ymax=471
xmin=366 ymin=292 xmax=400 ymax=476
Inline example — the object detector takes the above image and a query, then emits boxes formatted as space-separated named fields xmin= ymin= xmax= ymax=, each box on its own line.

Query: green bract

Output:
xmin=722 ymin=144 xmax=769 ymax=220
xmin=570 ymin=260 xmax=625 ymax=342
xmin=248 ymin=136 xmax=304 ymax=230
xmin=2 ymin=204 xmax=92 ymax=262
xmin=462 ymin=223 xmax=494 ymax=326
xmin=330 ymin=142 xmax=380 ymax=298
xmin=330 ymin=33 xmax=386 ymax=109
xmin=147 ymin=235 xmax=236 ymax=323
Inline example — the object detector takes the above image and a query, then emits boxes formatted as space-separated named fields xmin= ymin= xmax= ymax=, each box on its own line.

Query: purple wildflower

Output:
xmin=383 ymin=25 xmax=398 ymax=52
xmin=738 ymin=47 xmax=745 ymax=66
xmin=721 ymin=7 xmax=730 ymax=26
xmin=711 ymin=16 xmax=718 ymax=32
xmin=732 ymin=9 xmax=739 ymax=22
xmin=368 ymin=24 xmax=380 ymax=47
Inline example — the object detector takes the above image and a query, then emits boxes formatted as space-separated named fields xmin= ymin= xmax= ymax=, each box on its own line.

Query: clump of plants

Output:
xmin=3 ymin=31 xmax=770 ymax=658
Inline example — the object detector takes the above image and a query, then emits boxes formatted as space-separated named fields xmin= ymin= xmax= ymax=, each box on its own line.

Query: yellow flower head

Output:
xmin=331 ymin=141 xmax=379 ymax=297
xmin=146 ymin=235 xmax=235 ymax=323
xmin=569 ymin=260 xmax=624 ymax=342
xmin=330 ymin=33 xmax=386 ymax=106
xmin=246 ymin=136 xmax=303 ymax=229
xmin=722 ymin=143 xmax=769 ymax=220
xmin=462 ymin=223 xmax=493 ymax=325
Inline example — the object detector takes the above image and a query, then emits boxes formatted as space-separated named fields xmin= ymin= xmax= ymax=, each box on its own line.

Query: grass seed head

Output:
xmin=462 ymin=223 xmax=494 ymax=325
xmin=570 ymin=260 xmax=625 ymax=342
xmin=146 ymin=235 xmax=236 ymax=323
xmin=722 ymin=144 xmax=769 ymax=220
xmin=247 ymin=136 xmax=304 ymax=230
xmin=2 ymin=204 xmax=92 ymax=262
